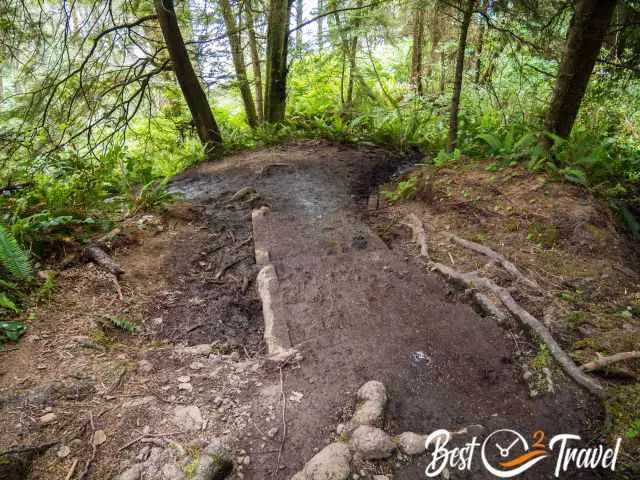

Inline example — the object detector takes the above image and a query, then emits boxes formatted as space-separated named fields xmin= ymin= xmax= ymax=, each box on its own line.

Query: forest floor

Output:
xmin=0 ymin=140 xmax=638 ymax=479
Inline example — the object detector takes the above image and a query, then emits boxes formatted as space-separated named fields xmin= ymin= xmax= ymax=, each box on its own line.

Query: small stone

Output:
xmin=115 ymin=464 xmax=143 ymax=480
xmin=189 ymin=361 xmax=205 ymax=370
xmin=93 ymin=430 xmax=107 ymax=446
xmin=373 ymin=476 xmax=390 ymax=480
xmin=243 ymin=455 xmax=250 ymax=465
xmin=151 ymin=317 xmax=164 ymax=326
xmin=230 ymin=351 xmax=240 ymax=361
xmin=213 ymin=396 xmax=223 ymax=407
xmin=267 ymin=427 xmax=279 ymax=438
xmin=177 ymin=375 xmax=191 ymax=383
xmin=178 ymin=383 xmax=193 ymax=392
xmin=350 ymin=426 xmax=396 ymax=459
xmin=397 ymin=432 xmax=426 ymax=455
xmin=173 ymin=405 xmax=203 ymax=432
xmin=137 ymin=360 xmax=153 ymax=373
xmin=39 ymin=413 xmax=57 ymax=425
xmin=522 ymin=370 xmax=533 ymax=382
xmin=336 ymin=423 xmax=345 ymax=435
xmin=56 ymin=445 xmax=71 ymax=458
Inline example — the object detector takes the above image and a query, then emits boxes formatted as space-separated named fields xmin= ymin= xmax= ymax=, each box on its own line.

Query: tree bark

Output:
xmin=542 ymin=0 xmax=617 ymax=148
xmin=295 ymin=0 xmax=303 ymax=54
xmin=220 ymin=0 xmax=258 ymax=128
xmin=244 ymin=0 xmax=264 ymax=123
xmin=317 ymin=0 xmax=324 ymax=52
xmin=447 ymin=0 xmax=475 ymax=153
xmin=474 ymin=0 xmax=490 ymax=84
xmin=347 ymin=0 xmax=363 ymax=106
xmin=153 ymin=0 xmax=222 ymax=152
xmin=411 ymin=7 xmax=426 ymax=95
xmin=264 ymin=0 xmax=293 ymax=122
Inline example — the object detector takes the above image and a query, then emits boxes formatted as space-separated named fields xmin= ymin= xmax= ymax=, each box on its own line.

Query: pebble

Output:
xmin=178 ymin=383 xmax=193 ymax=392
xmin=137 ymin=360 xmax=153 ymax=374
xmin=93 ymin=430 xmax=107 ymax=446
xmin=177 ymin=375 xmax=191 ymax=383
xmin=56 ymin=445 xmax=71 ymax=458
xmin=267 ymin=427 xmax=279 ymax=438
xmin=39 ymin=413 xmax=57 ymax=425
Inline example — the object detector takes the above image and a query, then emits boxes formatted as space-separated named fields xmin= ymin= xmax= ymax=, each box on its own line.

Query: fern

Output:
xmin=0 ymin=225 xmax=32 ymax=282
xmin=107 ymin=316 xmax=137 ymax=333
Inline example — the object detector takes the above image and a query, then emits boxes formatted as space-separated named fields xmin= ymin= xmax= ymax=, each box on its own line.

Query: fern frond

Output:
xmin=0 ymin=225 xmax=32 ymax=282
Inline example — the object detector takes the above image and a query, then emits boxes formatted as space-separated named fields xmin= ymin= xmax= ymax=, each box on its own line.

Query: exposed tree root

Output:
xmin=83 ymin=245 xmax=124 ymax=276
xmin=401 ymin=213 xmax=604 ymax=397
xmin=401 ymin=214 xmax=429 ymax=259
xmin=580 ymin=351 xmax=640 ymax=373
xmin=443 ymin=232 xmax=540 ymax=290
xmin=431 ymin=262 xmax=604 ymax=397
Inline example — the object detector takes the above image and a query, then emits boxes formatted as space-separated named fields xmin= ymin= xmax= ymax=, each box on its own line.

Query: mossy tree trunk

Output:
xmin=264 ymin=0 xmax=293 ymax=122
xmin=220 ymin=0 xmax=258 ymax=128
xmin=447 ymin=0 xmax=475 ymax=152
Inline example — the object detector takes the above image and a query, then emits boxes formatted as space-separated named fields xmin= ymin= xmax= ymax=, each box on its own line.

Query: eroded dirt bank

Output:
xmin=0 ymin=141 xmax=637 ymax=479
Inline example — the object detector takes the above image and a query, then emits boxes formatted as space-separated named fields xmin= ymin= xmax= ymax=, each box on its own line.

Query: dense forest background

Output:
xmin=0 ymin=0 xmax=639 ymax=315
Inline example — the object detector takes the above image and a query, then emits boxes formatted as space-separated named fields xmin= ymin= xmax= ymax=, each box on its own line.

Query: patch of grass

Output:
xmin=381 ymin=176 xmax=418 ymax=205
xmin=183 ymin=447 xmax=200 ymax=479
xmin=527 ymin=221 xmax=559 ymax=249
xmin=605 ymin=385 xmax=640 ymax=446
xmin=530 ymin=344 xmax=551 ymax=371
xmin=567 ymin=311 xmax=587 ymax=325
xmin=470 ymin=231 xmax=489 ymax=243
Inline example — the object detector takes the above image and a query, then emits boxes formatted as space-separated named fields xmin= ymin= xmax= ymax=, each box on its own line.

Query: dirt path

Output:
xmin=0 ymin=141 xmax=610 ymax=479
xmin=171 ymin=141 xmax=600 ymax=479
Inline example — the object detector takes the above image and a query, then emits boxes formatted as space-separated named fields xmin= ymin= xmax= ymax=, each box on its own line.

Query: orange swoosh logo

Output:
xmin=499 ymin=449 xmax=547 ymax=468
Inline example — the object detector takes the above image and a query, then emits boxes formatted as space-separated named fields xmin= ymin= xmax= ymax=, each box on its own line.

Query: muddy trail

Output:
xmin=2 ymin=140 xmax=634 ymax=480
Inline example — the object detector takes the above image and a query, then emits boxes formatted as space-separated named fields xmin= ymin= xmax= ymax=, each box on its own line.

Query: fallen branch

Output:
xmin=443 ymin=232 xmax=539 ymax=290
xmin=580 ymin=351 xmax=640 ymax=373
xmin=83 ymin=245 xmax=124 ymax=276
xmin=431 ymin=262 xmax=604 ymax=397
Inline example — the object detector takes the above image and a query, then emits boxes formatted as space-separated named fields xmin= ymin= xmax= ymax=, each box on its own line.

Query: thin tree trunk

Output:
xmin=244 ymin=0 xmax=264 ymax=123
xmin=474 ymin=0 xmax=490 ymax=84
xmin=264 ymin=0 xmax=293 ymax=123
xmin=220 ymin=0 xmax=258 ymax=128
xmin=447 ymin=0 xmax=475 ymax=153
xmin=295 ymin=0 xmax=303 ymax=54
xmin=411 ymin=7 xmax=425 ymax=96
xmin=543 ymin=0 xmax=617 ymax=148
xmin=154 ymin=0 xmax=222 ymax=151
xmin=317 ymin=0 xmax=324 ymax=52
xmin=346 ymin=0 xmax=364 ymax=106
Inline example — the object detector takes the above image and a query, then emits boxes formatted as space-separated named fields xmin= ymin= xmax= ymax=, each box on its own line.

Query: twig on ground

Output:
xmin=215 ymin=255 xmax=251 ymax=280
xmin=64 ymin=458 xmax=79 ymax=480
xmin=78 ymin=412 xmax=97 ymax=480
xmin=118 ymin=431 xmax=183 ymax=452
xmin=580 ymin=351 xmax=640 ymax=373
xmin=272 ymin=366 xmax=287 ymax=479
xmin=443 ymin=232 xmax=540 ymax=290
xmin=110 ymin=273 xmax=123 ymax=300
xmin=83 ymin=245 xmax=124 ymax=276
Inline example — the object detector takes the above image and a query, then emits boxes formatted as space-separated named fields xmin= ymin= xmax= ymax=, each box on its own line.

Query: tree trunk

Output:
xmin=474 ymin=0 xmax=490 ymax=84
xmin=447 ymin=0 xmax=475 ymax=153
xmin=295 ymin=0 xmax=303 ymax=54
xmin=154 ymin=0 xmax=222 ymax=152
xmin=244 ymin=0 xmax=264 ymax=123
xmin=345 ymin=0 xmax=364 ymax=107
xmin=411 ymin=7 xmax=425 ymax=95
xmin=543 ymin=0 xmax=617 ymax=147
xmin=264 ymin=0 xmax=293 ymax=123
xmin=220 ymin=0 xmax=258 ymax=128
xmin=317 ymin=0 xmax=324 ymax=52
